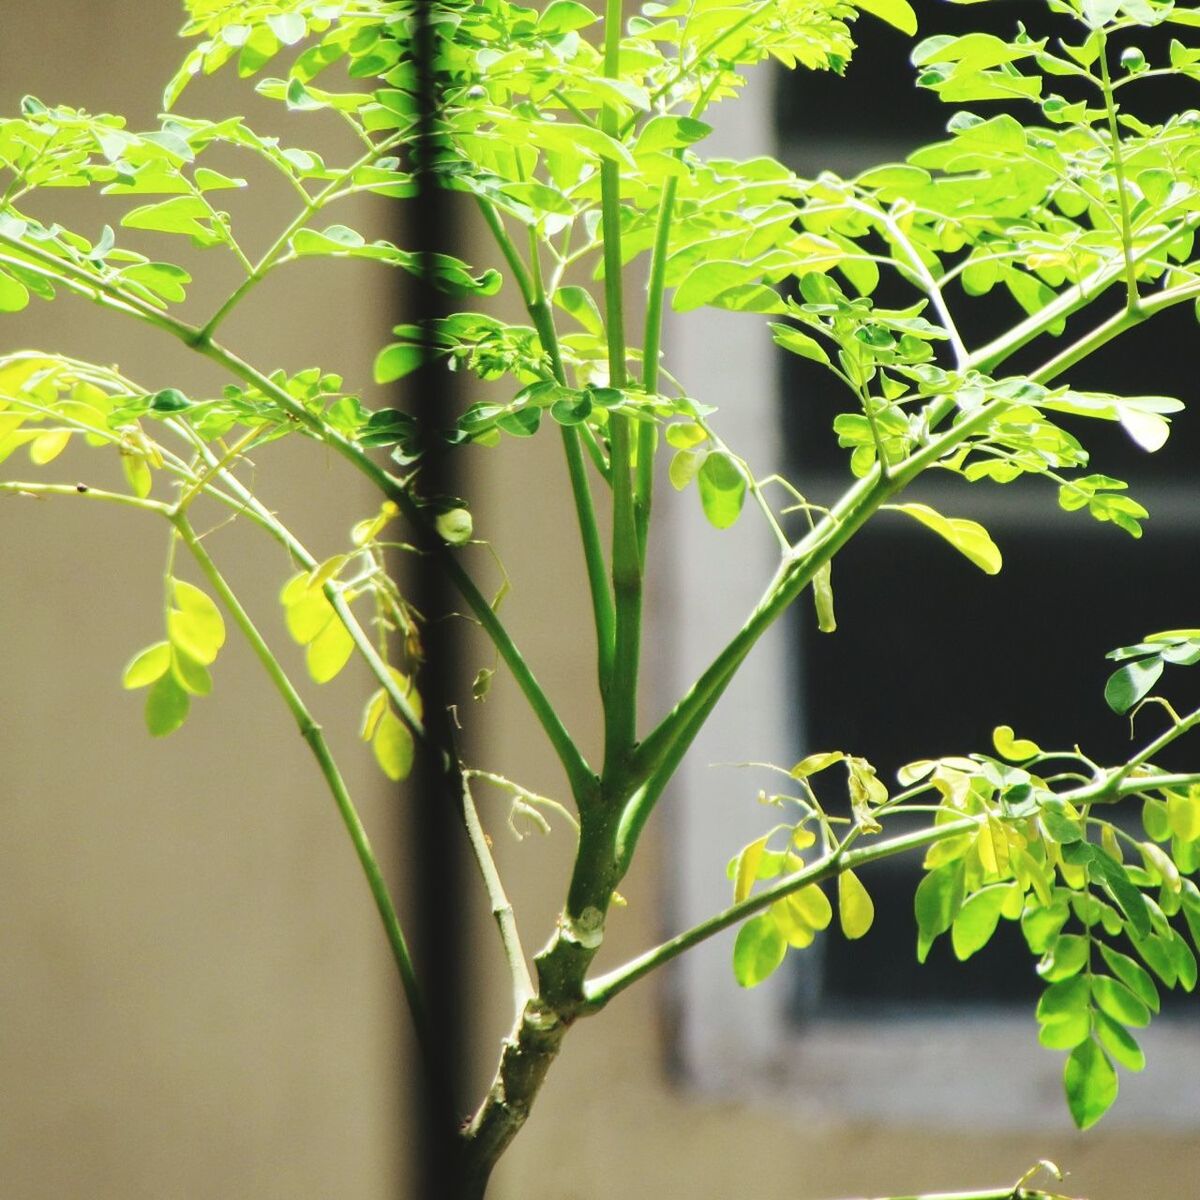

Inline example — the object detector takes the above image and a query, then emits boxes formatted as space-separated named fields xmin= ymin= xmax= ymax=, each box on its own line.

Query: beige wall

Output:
xmin=0 ymin=5 xmax=405 ymax=1197
xmin=1 ymin=5 xmax=1198 ymax=1200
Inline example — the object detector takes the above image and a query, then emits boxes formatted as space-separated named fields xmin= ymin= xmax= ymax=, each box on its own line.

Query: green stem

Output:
xmin=180 ymin=338 xmax=595 ymax=803
xmin=637 ymin=172 xmax=679 ymax=565
xmin=169 ymin=515 xmax=433 ymax=1071
xmin=1030 ymin=277 xmax=1200 ymax=383
xmin=600 ymin=0 xmax=642 ymax=778
xmin=0 ymin=480 xmax=171 ymax=513
xmin=476 ymin=195 xmax=617 ymax=693
xmin=617 ymin=398 xmax=1003 ymax=869
xmin=965 ymin=213 xmax=1200 ymax=377
xmin=584 ymin=816 xmax=979 ymax=1007
xmin=531 ymin=230 xmax=617 ymax=687
xmin=1097 ymin=30 xmax=1140 ymax=309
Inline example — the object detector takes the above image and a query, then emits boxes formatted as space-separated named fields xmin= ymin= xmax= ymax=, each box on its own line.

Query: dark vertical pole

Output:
xmin=406 ymin=1 xmax=469 ymax=1196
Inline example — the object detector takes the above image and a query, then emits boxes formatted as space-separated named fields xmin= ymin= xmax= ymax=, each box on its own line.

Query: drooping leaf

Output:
xmin=145 ymin=672 xmax=190 ymax=737
xmin=838 ymin=869 xmax=875 ymax=939
xmin=951 ymin=884 xmax=1007 ymax=960
xmin=1064 ymin=1038 xmax=1119 ymax=1130
xmin=893 ymin=503 xmax=1002 ymax=574
xmin=733 ymin=913 xmax=787 ymax=987
xmin=697 ymin=451 xmax=747 ymax=530
xmin=373 ymin=708 xmax=414 ymax=781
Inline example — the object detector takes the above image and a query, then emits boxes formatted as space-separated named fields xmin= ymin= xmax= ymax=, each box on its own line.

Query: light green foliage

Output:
xmin=123 ymin=576 xmax=225 ymax=735
xmin=9 ymin=0 xmax=1200 ymax=1190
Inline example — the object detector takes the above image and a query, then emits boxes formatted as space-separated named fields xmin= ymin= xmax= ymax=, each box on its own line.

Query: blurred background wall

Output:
xmin=1 ymin=4 xmax=1197 ymax=1199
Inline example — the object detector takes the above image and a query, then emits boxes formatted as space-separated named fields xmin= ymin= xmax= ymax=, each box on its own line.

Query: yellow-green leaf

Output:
xmin=122 ymin=641 xmax=171 ymax=689
xmin=1167 ymin=790 xmax=1200 ymax=842
xmin=306 ymin=614 xmax=354 ymax=683
xmin=855 ymin=0 xmax=918 ymax=36
xmin=838 ymin=869 xmax=875 ymax=939
xmin=770 ymin=896 xmax=816 ymax=948
xmin=170 ymin=646 xmax=213 ymax=696
xmin=993 ymin=724 xmax=1041 ymax=762
xmin=122 ymin=454 xmax=153 ymax=499
xmin=167 ymin=580 xmax=226 ymax=666
xmin=29 ymin=430 xmax=70 ymax=465
xmin=284 ymin=586 xmax=334 ymax=645
xmin=360 ymin=688 xmax=388 ymax=741
xmin=813 ymin=562 xmax=836 ymax=633
xmin=787 ymin=883 xmax=833 ymax=931
xmin=372 ymin=708 xmax=414 ymax=781
xmin=893 ymin=502 xmax=1002 ymax=574
xmin=734 ymin=835 xmax=768 ymax=904
xmin=791 ymin=750 xmax=844 ymax=779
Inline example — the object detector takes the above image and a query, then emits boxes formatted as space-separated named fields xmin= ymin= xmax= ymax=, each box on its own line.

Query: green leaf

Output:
xmin=838 ymin=869 xmax=875 ymax=939
xmin=170 ymin=646 xmax=213 ymax=697
xmin=1064 ymin=1038 xmax=1118 ymax=1130
xmin=1037 ymin=933 xmax=1089 ymax=981
xmin=1104 ymin=657 xmax=1164 ymax=714
xmin=145 ymin=672 xmax=190 ymax=737
xmin=553 ymin=286 xmax=604 ymax=336
xmin=733 ymin=913 xmax=787 ymax=987
xmin=372 ymin=708 xmax=414 ymax=781
xmin=122 ymin=196 xmax=218 ymax=242
xmin=1094 ymin=1011 xmax=1146 ymax=1073
xmin=893 ymin=503 xmax=1001 ymax=574
xmin=537 ymin=0 xmax=598 ymax=34
xmin=1099 ymin=944 xmax=1160 ymax=1013
xmin=771 ymin=323 xmax=831 ymax=366
xmin=1092 ymin=974 xmax=1151 ymax=1028
xmin=951 ymin=885 xmax=1007 ymax=960
xmin=1088 ymin=849 xmax=1151 ymax=938
xmin=915 ymin=861 xmax=964 ymax=962
xmin=1022 ymin=900 xmax=1070 ymax=954
xmin=855 ymin=0 xmax=918 ymax=36
xmin=1037 ymin=975 xmax=1090 ymax=1026
xmin=1039 ymin=1006 xmax=1091 ymax=1050
xmin=697 ymin=451 xmax=747 ymax=530
xmin=122 ymin=641 xmax=171 ymax=689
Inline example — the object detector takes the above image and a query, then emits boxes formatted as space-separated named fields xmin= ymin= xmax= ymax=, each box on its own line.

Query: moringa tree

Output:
xmin=4 ymin=0 xmax=1200 ymax=1196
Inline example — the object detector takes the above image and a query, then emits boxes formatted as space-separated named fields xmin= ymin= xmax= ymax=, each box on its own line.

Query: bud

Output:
xmin=435 ymin=507 xmax=473 ymax=545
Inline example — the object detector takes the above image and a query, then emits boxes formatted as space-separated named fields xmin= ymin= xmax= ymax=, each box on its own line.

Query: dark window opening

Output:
xmin=776 ymin=5 xmax=1200 ymax=1020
